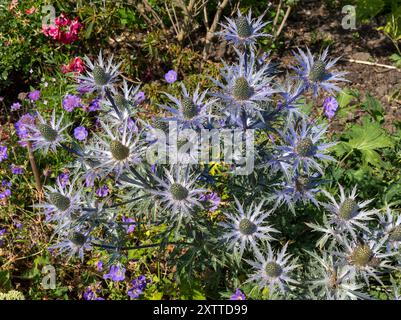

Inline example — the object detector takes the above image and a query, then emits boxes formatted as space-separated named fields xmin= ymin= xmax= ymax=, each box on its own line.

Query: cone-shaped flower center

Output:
xmin=389 ymin=225 xmax=401 ymax=242
xmin=38 ymin=124 xmax=58 ymax=142
xmin=350 ymin=244 xmax=374 ymax=267
xmin=235 ymin=16 xmax=253 ymax=38
xmin=239 ymin=218 xmax=257 ymax=235
xmin=339 ymin=198 xmax=359 ymax=220
xmin=170 ymin=183 xmax=189 ymax=200
xmin=93 ymin=65 xmax=109 ymax=86
xmin=309 ymin=60 xmax=327 ymax=82
xmin=182 ymin=98 xmax=198 ymax=119
xmin=109 ymin=140 xmax=130 ymax=160
xmin=114 ymin=94 xmax=129 ymax=110
xmin=70 ymin=232 xmax=86 ymax=246
xmin=49 ymin=192 xmax=71 ymax=211
xmin=295 ymin=176 xmax=309 ymax=193
xmin=295 ymin=138 xmax=315 ymax=156
xmin=232 ymin=77 xmax=253 ymax=101
xmin=265 ymin=261 xmax=283 ymax=278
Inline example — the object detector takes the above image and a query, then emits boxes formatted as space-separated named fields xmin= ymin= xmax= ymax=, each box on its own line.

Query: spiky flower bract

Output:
xmin=50 ymin=230 xmax=92 ymax=262
xmin=149 ymin=166 xmax=206 ymax=223
xmin=322 ymin=185 xmax=377 ymax=239
xmin=78 ymin=51 xmax=121 ymax=94
xmin=218 ymin=9 xmax=270 ymax=50
xmin=26 ymin=109 xmax=69 ymax=154
xmin=292 ymin=47 xmax=348 ymax=97
xmin=378 ymin=206 xmax=401 ymax=252
xmin=161 ymin=83 xmax=216 ymax=129
xmin=245 ymin=243 xmax=299 ymax=296
xmin=307 ymin=251 xmax=369 ymax=300
xmin=88 ymin=120 xmax=143 ymax=178
xmin=276 ymin=120 xmax=336 ymax=174
xmin=219 ymin=197 xmax=279 ymax=257
xmin=211 ymin=49 xmax=275 ymax=122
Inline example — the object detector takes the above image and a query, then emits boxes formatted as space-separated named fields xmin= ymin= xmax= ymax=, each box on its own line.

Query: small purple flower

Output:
xmin=28 ymin=90 xmax=41 ymax=102
xmin=0 ymin=145 xmax=8 ymax=162
xmin=10 ymin=165 xmax=24 ymax=175
xmin=83 ymin=285 xmax=104 ymax=300
xmin=15 ymin=222 xmax=23 ymax=230
xmin=97 ymin=260 xmax=103 ymax=272
xmin=88 ymin=98 xmax=101 ymax=112
xmin=57 ymin=172 xmax=70 ymax=188
xmin=63 ymin=94 xmax=81 ymax=112
xmin=164 ymin=70 xmax=177 ymax=84
xmin=122 ymin=216 xmax=136 ymax=234
xmin=96 ymin=185 xmax=110 ymax=197
xmin=134 ymin=91 xmax=145 ymax=104
xmin=0 ymin=189 xmax=11 ymax=199
xmin=199 ymin=192 xmax=221 ymax=212
xmin=2 ymin=180 xmax=12 ymax=188
xmin=84 ymin=173 xmax=95 ymax=188
xmin=323 ymin=97 xmax=339 ymax=119
xmin=103 ymin=265 xmax=126 ymax=282
xmin=15 ymin=113 xmax=36 ymax=146
xmin=11 ymin=102 xmax=22 ymax=111
xmin=230 ymin=289 xmax=246 ymax=300
xmin=74 ymin=126 xmax=88 ymax=141
xmin=128 ymin=275 xmax=148 ymax=299
xmin=0 ymin=228 xmax=7 ymax=237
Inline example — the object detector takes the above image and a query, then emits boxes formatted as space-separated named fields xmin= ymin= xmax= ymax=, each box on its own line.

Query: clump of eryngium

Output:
xmin=29 ymin=10 xmax=401 ymax=300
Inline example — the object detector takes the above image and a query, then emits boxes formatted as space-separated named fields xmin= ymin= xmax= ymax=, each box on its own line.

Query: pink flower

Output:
xmin=25 ymin=6 xmax=37 ymax=15
xmin=69 ymin=19 xmax=83 ymax=34
xmin=55 ymin=14 xmax=70 ymax=27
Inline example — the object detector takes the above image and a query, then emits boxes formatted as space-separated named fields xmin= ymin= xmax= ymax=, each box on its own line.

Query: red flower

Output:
xmin=25 ymin=6 xmax=37 ymax=15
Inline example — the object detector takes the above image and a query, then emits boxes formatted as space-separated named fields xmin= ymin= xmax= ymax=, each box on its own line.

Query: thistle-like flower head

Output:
xmin=219 ymin=197 xmax=279 ymax=257
xmin=78 ymin=51 xmax=121 ymax=94
xmin=218 ymin=10 xmax=270 ymax=50
xmin=245 ymin=243 xmax=299 ymax=296
xmin=291 ymin=47 xmax=348 ymax=97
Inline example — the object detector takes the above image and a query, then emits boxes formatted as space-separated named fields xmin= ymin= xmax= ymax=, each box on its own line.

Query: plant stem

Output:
xmin=26 ymin=141 xmax=42 ymax=192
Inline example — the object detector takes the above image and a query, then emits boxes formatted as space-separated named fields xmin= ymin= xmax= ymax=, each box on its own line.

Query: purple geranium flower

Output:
xmin=74 ymin=126 xmax=88 ymax=141
xmin=14 ymin=113 xmax=36 ymax=146
xmin=96 ymin=185 xmax=110 ymax=197
xmin=88 ymin=98 xmax=101 ymax=112
xmin=57 ymin=172 xmax=70 ymax=188
xmin=0 ymin=189 xmax=11 ymax=199
xmin=164 ymin=70 xmax=177 ymax=84
xmin=103 ymin=265 xmax=126 ymax=282
xmin=63 ymin=94 xmax=81 ymax=112
xmin=10 ymin=164 xmax=24 ymax=175
xmin=199 ymin=192 xmax=221 ymax=212
xmin=134 ymin=91 xmax=146 ymax=104
xmin=122 ymin=216 xmax=136 ymax=234
xmin=128 ymin=275 xmax=148 ymax=299
xmin=0 ymin=145 xmax=8 ymax=162
xmin=230 ymin=289 xmax=246 ymax=300
xmin=97 ymin=260 xmax=103 ymax=272
xmin=28 ymin=90 xmax=41 ymax=102
xmin=323 ymin=96 xmax=339 ymax=119
xmin=11 ymin=102 xmax=21 ymax=111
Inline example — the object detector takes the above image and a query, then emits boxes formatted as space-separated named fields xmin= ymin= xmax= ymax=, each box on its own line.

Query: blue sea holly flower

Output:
xmin=306 ymin=251 xmax=369 ymax=300
xmin=34 ymin=175 xmax=83 ymax=229
xmin=336 ymin=237 xmax=394 ymax=286
xmin=88 ymin=120 xmax=143 ymax=178
xmin=102 ymin=79 xmax=141 ymax=127
xmin=276 ymin=120 xmax=336 ymax=174
xmin=149 ymin=166 xmax=206 ymax=222
xmin=378 ymin=206 xmax=401 ymax=252
xmin=271 ymin=173 xmax=322 ymax=214
xmin=161 ymin=83 xmax=216 ymax=129
xmin=219 ymin=197 xmax=279 ymax=257
xmin=211 ymin=49 xmax=276 ymax=121
xmin=49 ymin=230 xmax=92 ymax=262
xmin=322 ymin=184 xmax=378 ymax=239
xmin=218 ymin=9 xmax=270 ymax=50
xmin=26 ymin=109 xmax=70 ymax=154
xmin=78 ymin=51 xmax=121 ymax=94
xmin=292 ymin=47 xmax=348 ymax=97
xmin=245 ymin=243 xmax=299 ymax=296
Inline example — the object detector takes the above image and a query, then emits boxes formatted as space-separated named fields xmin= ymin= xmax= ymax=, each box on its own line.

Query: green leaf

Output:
xmin=0 ymin=271 xmax=12 ymax=291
